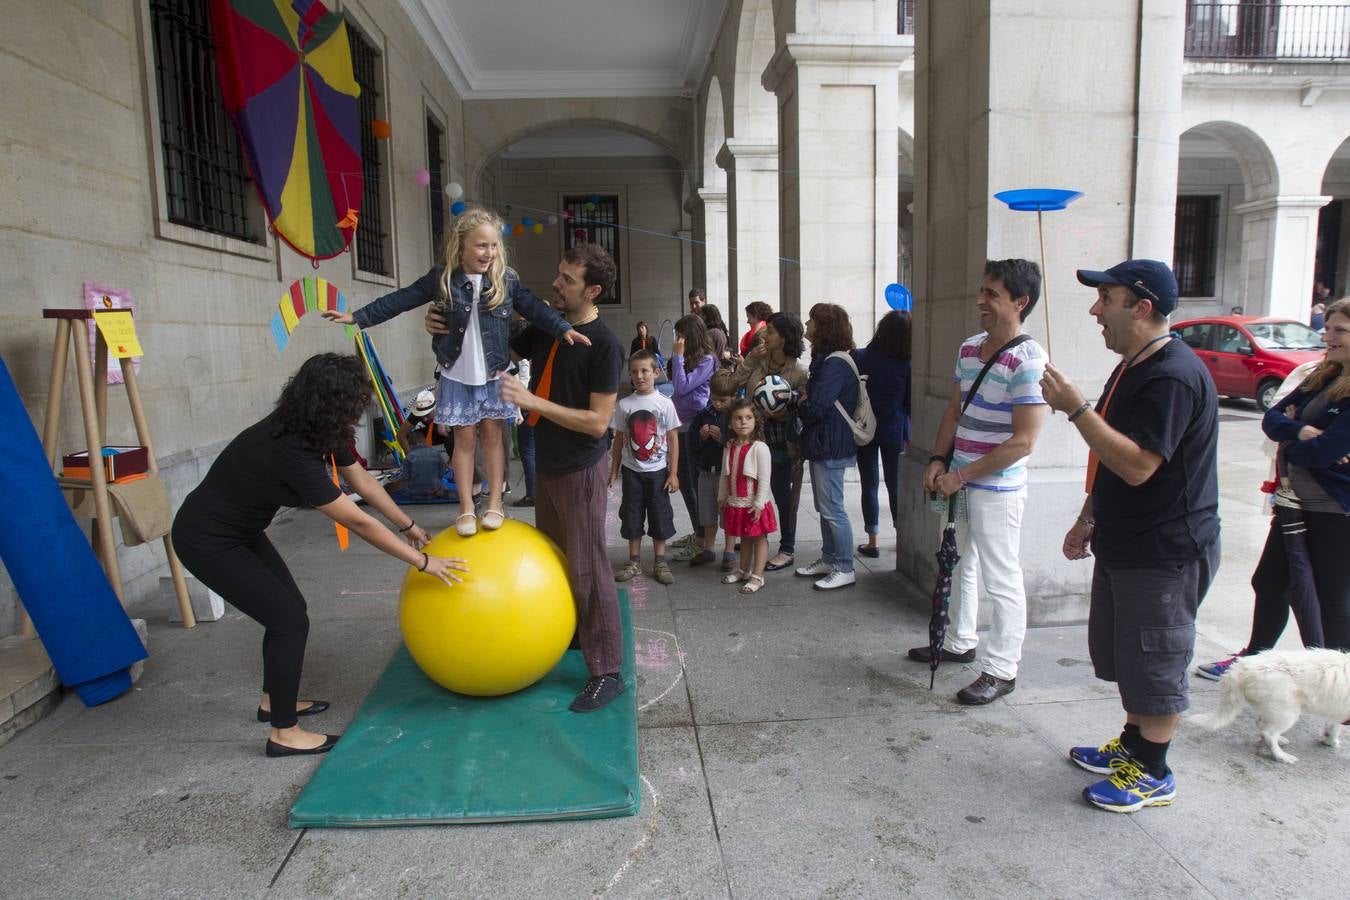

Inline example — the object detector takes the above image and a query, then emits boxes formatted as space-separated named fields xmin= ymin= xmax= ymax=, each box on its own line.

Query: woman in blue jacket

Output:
xmin=1198 ymin=298 xmax=1350 ymax=678
xmin=795 ymin=303 xmax=860 ymax=591
xmin=856 ymin=310 xmax=912 ymax=558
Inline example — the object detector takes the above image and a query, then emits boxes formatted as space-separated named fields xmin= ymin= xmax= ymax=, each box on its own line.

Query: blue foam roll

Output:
xmin=0 ymin=355 xmax=147 ymax=706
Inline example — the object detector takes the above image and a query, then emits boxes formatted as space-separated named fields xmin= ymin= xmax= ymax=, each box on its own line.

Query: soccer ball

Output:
xmin=752 ymin=374 xmax=793 ymax=414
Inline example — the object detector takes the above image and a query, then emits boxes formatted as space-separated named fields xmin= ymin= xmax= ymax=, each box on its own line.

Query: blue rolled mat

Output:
xmin=0 ymin=355 xmax=147 ymax=705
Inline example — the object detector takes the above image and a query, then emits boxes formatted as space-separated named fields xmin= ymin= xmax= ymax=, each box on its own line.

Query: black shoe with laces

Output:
xmin=569 ymin=673 xmax=625 ymax=712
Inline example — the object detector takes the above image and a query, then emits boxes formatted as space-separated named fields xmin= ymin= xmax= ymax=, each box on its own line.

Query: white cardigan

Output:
xmin=719 ymin=440 xmax=773 ymax=509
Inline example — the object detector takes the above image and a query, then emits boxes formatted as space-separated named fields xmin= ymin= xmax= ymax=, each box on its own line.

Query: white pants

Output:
xmin=945 ymin=486 xmax=1028 ymax=681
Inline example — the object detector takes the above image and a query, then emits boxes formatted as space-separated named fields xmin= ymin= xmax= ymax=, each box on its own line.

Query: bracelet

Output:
xmin=399 ymin=520 xmax=417 ymax=533
xmin=417 ymin=552 xmax=429 ymax=572
xmin=1076 ymin=515 xmax=1095 ymax=528
xmin=956 ymin=468 xmax=967 ymax=486
xmin=928 ymin=454 xmax=948 ymax=467
xmin=1067 ymin=401 xmax=1092 ymax=423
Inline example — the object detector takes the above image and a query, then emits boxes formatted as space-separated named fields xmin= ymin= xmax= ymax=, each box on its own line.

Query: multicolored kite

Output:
xmin=211 ymin=0 xmax=362 ymax=261
xmin=270 ymin=277 xmax=354 ymax=351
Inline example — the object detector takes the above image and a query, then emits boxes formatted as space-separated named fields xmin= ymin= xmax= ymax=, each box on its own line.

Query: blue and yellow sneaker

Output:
xmin=1082 ymin=758 xmax=1176 ymax=813
xmin=1069 ymin=736 xmax=1131 ymax=775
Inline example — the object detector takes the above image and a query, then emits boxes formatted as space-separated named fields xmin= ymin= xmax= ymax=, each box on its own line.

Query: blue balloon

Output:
xmin=501 ymin=223 xmax=510 ymax=235
xmin=450 ymin=200 xmax=467 ymax=215
xmin=885 ymin=283 xmax=913 ymax=311
xmin=522 ymin=217 xmax=534 ymax=227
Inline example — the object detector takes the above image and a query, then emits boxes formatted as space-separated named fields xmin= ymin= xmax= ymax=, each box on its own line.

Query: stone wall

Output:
xmin=0 ymin=0 xmax=467 ymax=635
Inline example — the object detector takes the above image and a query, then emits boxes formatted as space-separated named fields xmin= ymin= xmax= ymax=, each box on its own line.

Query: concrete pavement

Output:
xmin=0 ymin=402 xmax=1342 ymax=899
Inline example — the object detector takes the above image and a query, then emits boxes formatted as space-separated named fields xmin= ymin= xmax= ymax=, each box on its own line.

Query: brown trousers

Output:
xmin=536 ymin=455 xmax=623 ymax=675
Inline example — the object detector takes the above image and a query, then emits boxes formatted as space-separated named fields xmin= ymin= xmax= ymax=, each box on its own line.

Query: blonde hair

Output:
xmin=1301 ymin=297 xmax=1350 ymax=402
xmin=440 ymin=207 xmax=509 ymax=310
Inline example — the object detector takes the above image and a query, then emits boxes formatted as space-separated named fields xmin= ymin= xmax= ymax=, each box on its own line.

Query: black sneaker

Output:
xmin=570 ymin=673 xmax=625 ymax=712
xmin=906 ymin=645 xmax=977 ymax=664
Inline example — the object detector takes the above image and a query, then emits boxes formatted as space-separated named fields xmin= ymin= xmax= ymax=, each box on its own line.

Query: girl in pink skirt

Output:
xmin=719 ymin=398 xmax=778 ymax=594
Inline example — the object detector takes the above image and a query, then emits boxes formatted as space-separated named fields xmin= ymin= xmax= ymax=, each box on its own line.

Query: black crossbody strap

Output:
xmin=945 ymin=333 xmax=1032 ymax=465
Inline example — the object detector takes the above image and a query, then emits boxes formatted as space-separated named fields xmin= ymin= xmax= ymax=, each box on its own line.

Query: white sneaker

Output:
xmin=795 ymin=559 xmax=831 ymax=577
xmin=813 ymin=570 xmax=856 ymax=591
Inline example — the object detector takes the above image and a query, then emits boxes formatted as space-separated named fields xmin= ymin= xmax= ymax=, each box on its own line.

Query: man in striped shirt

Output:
xmin=910 ymin=259 xmax=1049 ymax=705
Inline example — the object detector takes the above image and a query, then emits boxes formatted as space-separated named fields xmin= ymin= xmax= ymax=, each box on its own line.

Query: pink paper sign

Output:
xmin=82 ymin=283 xmax=140 ymax=384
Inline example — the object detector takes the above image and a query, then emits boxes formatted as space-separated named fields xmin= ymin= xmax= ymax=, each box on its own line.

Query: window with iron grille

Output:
xmin=562 ymin=195 xmax=622 ymax=304
xmin=1173 ymin=195 xmax=1220 ymax=297
xmin=426 ymin=116 xmax=446 ymax=262
xmin=348 ymin=23 xmax=389 ymax=276
xmin=148 ymin=0 xmax=260 ymax=243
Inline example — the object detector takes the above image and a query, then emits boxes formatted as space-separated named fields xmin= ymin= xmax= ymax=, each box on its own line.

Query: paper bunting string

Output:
xmin=269 ymin=276 xmax=355 ymax=351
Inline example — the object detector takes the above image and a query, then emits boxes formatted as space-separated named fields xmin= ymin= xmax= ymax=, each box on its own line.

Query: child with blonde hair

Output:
xmin=324 ymin=207 xmax=588 ymax=535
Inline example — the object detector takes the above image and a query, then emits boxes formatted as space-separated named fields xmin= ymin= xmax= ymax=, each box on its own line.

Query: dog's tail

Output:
xmin=1187 ymin=674 xmax=1247 ymax=731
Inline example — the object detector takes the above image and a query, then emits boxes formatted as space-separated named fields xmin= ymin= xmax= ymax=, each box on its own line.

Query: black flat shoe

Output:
xmin=857 ymin=544 xmax=880 ymax=558
xmin=764 ymin=555 xmax=795 ymax=572
xmin=265 ymin=734 xmax=341 ymax=757
xmin=256 ymin=700 xmax=330 ymax=722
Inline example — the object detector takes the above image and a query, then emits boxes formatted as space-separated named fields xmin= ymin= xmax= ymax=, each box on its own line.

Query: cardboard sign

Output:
xmin=93 ymin=311 xmax=144 ymax=359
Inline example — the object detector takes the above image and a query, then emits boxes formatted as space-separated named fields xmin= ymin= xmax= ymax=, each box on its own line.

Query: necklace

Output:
xmin=569 ymin=305 xmax=600 ymax=328
xmin=1124 ymin=331 xmax=1174 ymax=369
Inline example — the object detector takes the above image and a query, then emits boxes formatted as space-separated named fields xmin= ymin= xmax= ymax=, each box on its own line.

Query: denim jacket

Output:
xmin=351 ymin=266 xmax=572 ymax=374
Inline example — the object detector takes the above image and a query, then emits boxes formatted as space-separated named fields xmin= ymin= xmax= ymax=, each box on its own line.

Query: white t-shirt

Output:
xmin=611 ymin=390 xmax=681 ymax=473
xmin=445 ymin=273 xmax=489 ymax=386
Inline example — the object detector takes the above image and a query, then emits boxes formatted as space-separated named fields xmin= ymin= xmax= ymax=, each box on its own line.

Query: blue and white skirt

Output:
xmin=434 ymin=375 xmax=516 ymax=426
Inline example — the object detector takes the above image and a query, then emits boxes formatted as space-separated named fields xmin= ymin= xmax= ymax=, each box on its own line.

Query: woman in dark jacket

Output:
xmin=856 ymin=310 xmax=912 ymax=557
xmin=1197 ymin=297 xmax=1350 ymax=678
xmin=795 ymin=303 xmax=860 ymax=590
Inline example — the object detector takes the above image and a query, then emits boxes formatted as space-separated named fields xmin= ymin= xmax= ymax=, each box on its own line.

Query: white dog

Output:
xmin=1188 ymin=648 xmax=1350 ymax=764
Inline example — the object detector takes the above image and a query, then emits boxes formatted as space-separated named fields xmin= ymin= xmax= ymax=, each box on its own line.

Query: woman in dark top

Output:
xmin=630 ymin=320 xmax=653 ymax=356
xmin=699 ymin=304 xmax=731 ymax=366
xmin=795 ymin=303 xmax=861 ymax=591
xmin=172 ymin=354 xmax=466 ymax=757
xmin=856 ymin=310 xmax=912 ymax=557
xmin=1197 ymin=298 xmax=1350 ymax=678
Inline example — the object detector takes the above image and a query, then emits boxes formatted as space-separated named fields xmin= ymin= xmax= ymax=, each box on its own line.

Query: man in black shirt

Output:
xmin=1040 ymin=259 xmax=1219 ymax=813
xmin=491 ymin=246 xmax=627 ymax=713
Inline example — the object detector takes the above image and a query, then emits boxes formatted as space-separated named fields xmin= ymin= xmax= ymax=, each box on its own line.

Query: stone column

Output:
xmin=698 ymin=189 xmax=731 ymax=316
xmin=676 ymin=228 xmax=694 ymax=300
xmin=763 ymin=35 xmax=909 ymax=336
xmin=717 ymin=139 xmax=781 ymax=315
xmin=1234 ymin=196 xmax=1332 ymax=320
xmin=901 ymin=0 xmax=1185 ymax=624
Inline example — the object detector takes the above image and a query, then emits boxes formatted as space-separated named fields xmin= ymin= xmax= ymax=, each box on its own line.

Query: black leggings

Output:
xmin=172 ymin=520 xmax=310 ymax=728
xmin=768 ymin=448 xmax=802 ymax=556
xmin=1246 ymin=510 xmax=1350 ymax=653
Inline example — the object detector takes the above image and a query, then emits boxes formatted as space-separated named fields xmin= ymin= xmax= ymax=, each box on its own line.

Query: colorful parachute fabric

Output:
xmin=211 ymin=0 xmax=362 ymax=261
xmin=270 ymin=276 xmax=354 ymax=351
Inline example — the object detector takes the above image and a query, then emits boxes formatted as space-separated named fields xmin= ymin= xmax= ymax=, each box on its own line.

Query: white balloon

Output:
xmin=445 ymin=182 xmax=464 ymax=201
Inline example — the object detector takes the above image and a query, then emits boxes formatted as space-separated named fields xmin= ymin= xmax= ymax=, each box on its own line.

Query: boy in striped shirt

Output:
xmin=911 ymin=259 xmax=1049 ymax=705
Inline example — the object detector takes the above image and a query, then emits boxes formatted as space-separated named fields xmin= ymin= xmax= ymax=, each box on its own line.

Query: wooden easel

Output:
xmin=18 ymin=309 xmax=195 ymax=635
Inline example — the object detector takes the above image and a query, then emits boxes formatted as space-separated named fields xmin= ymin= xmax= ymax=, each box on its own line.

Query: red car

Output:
xmin=1171 ymin=316 xmax=1324 ymax=410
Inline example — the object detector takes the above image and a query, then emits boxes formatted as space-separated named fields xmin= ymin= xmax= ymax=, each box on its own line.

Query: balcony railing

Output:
xmin=1185 ymin=2 xmax=1350 ymax=60
xmin=898 ymin=0 xmax=915 ymax=35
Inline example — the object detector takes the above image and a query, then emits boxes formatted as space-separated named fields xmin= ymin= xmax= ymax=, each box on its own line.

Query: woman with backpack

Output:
xmin=795 ymin=303 xmax=861 ymax=591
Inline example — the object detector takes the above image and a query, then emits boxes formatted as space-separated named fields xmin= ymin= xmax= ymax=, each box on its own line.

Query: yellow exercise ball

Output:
xmin=399 ymin=519 xmax=576 ymax=697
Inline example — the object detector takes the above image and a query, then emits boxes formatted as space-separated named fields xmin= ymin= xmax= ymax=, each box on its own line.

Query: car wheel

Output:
xmin=1256 ymin=378 xmax=1280 ymax=412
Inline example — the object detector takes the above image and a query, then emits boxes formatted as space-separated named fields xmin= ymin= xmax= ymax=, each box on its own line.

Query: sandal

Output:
xmin=721 ymin=569 xmax=749 ymax=584
xmin=739 ymin=574 xmax=765 ymax=594
xmin=454 ymin=513 xmax=478 ymax=537
xmin=481 ymin=509 xmax=506 ymax=530
xmin=764 ymin=554 xmax=795 ymax=572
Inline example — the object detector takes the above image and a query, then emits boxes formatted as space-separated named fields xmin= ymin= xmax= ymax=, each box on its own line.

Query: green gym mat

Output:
xmin=288 ymin=590 xmax=638 ymax=828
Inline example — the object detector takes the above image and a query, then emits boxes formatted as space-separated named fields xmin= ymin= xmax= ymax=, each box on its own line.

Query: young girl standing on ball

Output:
xmin=718 ymin=398 xmax=778 ymax=594
xmin=324 ymin=207 xmax=588 ymax=536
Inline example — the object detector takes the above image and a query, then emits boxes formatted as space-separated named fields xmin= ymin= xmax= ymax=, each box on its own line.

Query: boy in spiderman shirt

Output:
xmin=609 ymin=350 xmax=681 ymax=585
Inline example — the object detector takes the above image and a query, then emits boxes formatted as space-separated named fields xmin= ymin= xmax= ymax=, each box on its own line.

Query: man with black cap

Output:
xmin=1040 ymin=259 xmax=1219 ymax=814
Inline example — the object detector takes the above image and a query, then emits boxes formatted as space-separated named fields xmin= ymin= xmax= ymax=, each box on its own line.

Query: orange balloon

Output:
xmin=512 ymin=224 xmax=525 ymax=235
xmin=371 ymin=119 xmax=392 ymax=140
